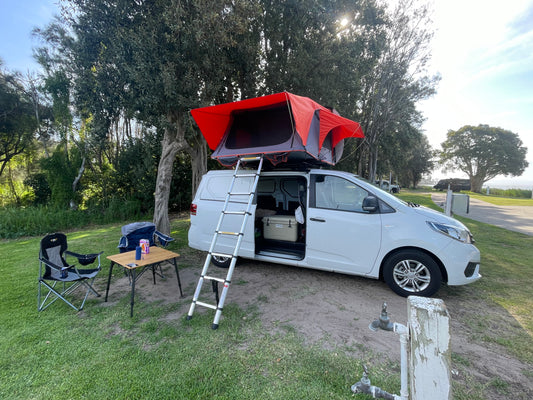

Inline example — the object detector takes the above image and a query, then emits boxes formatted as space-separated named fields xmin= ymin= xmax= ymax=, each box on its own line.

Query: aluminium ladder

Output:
xmin=187 ymin=155 xmax=264 ymax=329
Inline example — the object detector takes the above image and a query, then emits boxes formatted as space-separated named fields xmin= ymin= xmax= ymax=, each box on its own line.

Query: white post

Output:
xmin=408 ymin=296 xmax=452 ymax=400
xmin=445 ymin=186 xmax=453 ymax=216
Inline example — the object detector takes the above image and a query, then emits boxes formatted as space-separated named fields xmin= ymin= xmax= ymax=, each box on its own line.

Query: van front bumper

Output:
xmin=439 ymin=242 xmax=481 ymax=286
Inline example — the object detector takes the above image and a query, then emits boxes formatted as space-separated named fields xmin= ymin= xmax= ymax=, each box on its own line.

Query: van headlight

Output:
xmin=427 ymin=221 xmax=474 ymax=244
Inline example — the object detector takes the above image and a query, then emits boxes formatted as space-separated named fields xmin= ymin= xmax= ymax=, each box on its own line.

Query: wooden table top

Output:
xmin=106 ymin=246 xmax=180 ymax=269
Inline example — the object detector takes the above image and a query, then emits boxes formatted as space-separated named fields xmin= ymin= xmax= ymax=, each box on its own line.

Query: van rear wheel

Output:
xmin=211 ymin=255 xmax=231 ymax=268
xmin=383 ymin=250 xmax=441 ymax=297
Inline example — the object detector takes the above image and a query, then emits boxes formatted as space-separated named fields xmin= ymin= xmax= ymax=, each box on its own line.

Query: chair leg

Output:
xmin=38 ymin=278 xmax=100 ymax=312
xmin=38 ymin=280 xmax=81 ymax=311
xmin=81 ymin=279 xmax=101 ymax=297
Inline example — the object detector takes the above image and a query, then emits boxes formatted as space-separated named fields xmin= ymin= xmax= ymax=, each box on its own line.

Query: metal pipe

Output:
xmin=351 ymin=366 xmax=401 ymax=400
xmin=354 ymin=303 xmax=409 ymax=400
xmin=394 ymin=322 xmax=409 ymax=400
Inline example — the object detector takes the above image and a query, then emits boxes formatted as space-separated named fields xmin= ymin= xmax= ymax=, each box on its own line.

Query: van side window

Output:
xmin=312 ymin=175 xmax=370 ymax=213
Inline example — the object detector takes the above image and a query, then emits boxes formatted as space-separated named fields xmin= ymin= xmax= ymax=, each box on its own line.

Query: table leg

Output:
xmin=173 ymin=257 xmax=183 ymax=297
xmin=130 ymin=268 xmax=136 ymax=317
xmin=105 ymin=262 xmax=115 ymax=302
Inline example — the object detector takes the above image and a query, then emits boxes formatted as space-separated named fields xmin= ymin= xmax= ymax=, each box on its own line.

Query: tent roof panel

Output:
xmin=191 ymin=91 xmax=364 ymax=152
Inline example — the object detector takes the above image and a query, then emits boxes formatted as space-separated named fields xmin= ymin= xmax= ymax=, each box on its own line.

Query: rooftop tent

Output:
xmin=190 ymin=91 xmax=364 ymax=167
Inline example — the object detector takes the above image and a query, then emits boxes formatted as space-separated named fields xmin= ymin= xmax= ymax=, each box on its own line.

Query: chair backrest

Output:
xmin=119 ymin=222 xmax=156 ymax=252
xmin=40 ymin=233 xmax=69 ymax=274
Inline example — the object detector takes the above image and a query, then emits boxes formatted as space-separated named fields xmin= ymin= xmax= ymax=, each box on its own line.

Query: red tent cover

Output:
xmin=191 ymin=91 xmax=364 ymax=167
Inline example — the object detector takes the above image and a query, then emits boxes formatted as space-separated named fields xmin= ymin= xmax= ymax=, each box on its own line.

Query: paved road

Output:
xmin=431 ymin=193 xmax=533 ymax=236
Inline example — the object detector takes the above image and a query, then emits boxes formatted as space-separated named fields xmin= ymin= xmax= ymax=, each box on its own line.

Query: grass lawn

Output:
xmin=399 ymin=192 xmax=533 ymax=342
xmin=1 ymin=196 xmax=532 ymax=399
xmin=1 ymin=222 xmax=385 ymax=400
xmin=466 ymin=192 xmax=533 ymax=206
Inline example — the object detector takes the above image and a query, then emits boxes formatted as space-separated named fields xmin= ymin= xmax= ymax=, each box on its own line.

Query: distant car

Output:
xmin=374 ymin=180 xmax=400 ymax=193
xmin=434 ymin=179 xmax=471 ymax=192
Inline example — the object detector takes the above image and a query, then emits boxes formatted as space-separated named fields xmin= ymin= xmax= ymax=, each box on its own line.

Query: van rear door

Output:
xmin=306 ymin=173 xmax=381 ymax=274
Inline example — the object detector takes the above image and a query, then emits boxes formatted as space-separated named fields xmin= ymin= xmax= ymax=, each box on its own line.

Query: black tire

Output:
xmin=383 ymin=250 xmax=441 ymax=297
xmin=211 ymin=255 xmax=232 ymax=268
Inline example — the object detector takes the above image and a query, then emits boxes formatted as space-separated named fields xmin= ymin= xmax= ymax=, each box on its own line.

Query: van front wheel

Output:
xmin=211 ymin=255 xmax=231 ymax=268
xmin=383 ymin=250 xmax=441 ymax=297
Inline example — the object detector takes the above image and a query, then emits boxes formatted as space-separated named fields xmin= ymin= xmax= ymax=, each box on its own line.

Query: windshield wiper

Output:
xmin=407 ymin=201 xmax=420 ymax=208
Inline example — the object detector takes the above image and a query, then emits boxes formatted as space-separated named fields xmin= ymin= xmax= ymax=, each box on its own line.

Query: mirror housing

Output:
xmin=362 ymin=196 xmax=379 ymax=213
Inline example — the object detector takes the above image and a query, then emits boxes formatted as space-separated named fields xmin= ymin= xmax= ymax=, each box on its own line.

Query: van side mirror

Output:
xmin=362 ymin=196 xmax=379 ymax=213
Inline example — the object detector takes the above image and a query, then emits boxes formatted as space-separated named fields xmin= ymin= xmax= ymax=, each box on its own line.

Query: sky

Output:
xmin=419 ymin=0 xmax=533 ymax=187
xmin=1 ymin=0 xmax=533 ymax=188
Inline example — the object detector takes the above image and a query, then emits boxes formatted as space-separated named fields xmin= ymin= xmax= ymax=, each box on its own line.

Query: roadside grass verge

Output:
xmin=466 ymin=192 xmax=533 ymax=206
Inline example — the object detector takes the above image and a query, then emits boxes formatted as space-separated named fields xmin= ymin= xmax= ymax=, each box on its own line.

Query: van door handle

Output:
xmin=310 ymin=217 xmax=326 ymax=222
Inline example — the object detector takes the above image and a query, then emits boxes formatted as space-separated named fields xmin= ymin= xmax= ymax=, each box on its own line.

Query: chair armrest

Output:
xmin=39 ymin=257 xmax=72 ymax=271
xmin=154 ymin=231 xmax=174 ymax=247
xmin=118 ymin=236 xmax=127 ymax=250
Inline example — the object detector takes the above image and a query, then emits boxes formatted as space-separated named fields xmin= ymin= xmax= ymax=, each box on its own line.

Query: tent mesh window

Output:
xmin=225 ymin=105 xmax=294 ymax=149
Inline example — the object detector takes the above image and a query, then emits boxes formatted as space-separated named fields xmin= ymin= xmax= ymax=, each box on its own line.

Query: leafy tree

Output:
xmin=0 ymin=65 xmax=39 ymax=178
xmin=24 ymin=172 xmax=51 ymax=205
xmin=357 ymin=0 xmax=439 ymax=181
xmin=44 ymin=0 xmax=387 ymax=233
xmin=396 ymin=130 xmax=434 ymax=188
xmin=44 ymin=0 xmax=263 ymax=233
xmin=259 ymin=0 xmax=383 ymax=110
xmin=34 ymin=0 xmax=438 ymax=231
xmin=440 ymin=124 xmax=528 ymax=192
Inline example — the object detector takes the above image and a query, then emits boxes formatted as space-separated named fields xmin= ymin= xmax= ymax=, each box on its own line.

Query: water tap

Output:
xmin=369 ymin=302 xmax=394 ymax=332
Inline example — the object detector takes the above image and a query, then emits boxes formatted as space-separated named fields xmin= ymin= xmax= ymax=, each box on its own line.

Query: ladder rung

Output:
xmin=217 ymin=231 xmax=240 ymax=236
xmin=223 ymin=210 xmax=248 ymax=215
xmin=228 ymin=192 xmax=254 ymax=196
xmin=195 ymin=301 xmax=217 ymax=310
xmin=203 ymin=275 xmax=225 ymax=283
xmin=211 ymin=252 xmax=233 ymax=258
xmin=240 ymin=156 xmax=262 ymax=161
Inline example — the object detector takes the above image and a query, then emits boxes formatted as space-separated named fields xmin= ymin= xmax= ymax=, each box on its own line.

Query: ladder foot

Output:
xmin=186 ymin=315 xmax=193 ymax=320
xmin=211 ymin=323 xmax=219 ymax=330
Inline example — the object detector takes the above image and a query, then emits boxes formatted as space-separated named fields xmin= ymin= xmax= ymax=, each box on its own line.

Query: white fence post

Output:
xmin=408 ymin=296 xmax=452 ymax=400
xmin=445 ymin=188 xmax=453 ymax=216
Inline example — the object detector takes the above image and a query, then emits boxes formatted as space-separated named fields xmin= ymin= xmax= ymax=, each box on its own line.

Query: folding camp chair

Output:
xmin=117 ymin=222 xmax=174 ymax=283
xmin=38 ymin=233 xmax=103 ymax=312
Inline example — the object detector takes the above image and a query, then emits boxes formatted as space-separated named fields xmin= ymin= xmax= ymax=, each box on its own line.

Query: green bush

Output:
xmin=484 ymin=187 xmax=532 ymax=199
xmin=0 ymin=202 xmax=150 ymax=239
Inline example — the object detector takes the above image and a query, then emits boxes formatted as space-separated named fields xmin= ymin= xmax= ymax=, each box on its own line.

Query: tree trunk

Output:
xmin=70 ymin=157 xmax=85 ymax=210
xmin=187 ymin=133 xmax=208 ymax=199
xmin=7 ymin=164 xmax=20 ymax=205
xmin=470 ymin=175 xmax=485 ymax=193
xmin=368 ymin=146 xmax=378 ymax=182
xmin=153 ymin=114 xmax=187 ymax=235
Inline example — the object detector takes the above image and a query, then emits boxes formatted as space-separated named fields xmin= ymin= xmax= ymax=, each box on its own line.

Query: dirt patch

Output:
xmin=102 ymin=251 xmax=532 ymax=399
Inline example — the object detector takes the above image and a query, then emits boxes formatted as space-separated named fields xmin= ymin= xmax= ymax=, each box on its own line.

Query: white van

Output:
xmin=188 ymin=168 xmax=481 ymax=297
